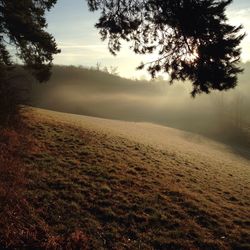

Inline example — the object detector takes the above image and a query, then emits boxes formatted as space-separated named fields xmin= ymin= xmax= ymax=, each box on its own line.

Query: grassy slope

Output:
xmin=2 ymin=106 xmax=250 ymax=249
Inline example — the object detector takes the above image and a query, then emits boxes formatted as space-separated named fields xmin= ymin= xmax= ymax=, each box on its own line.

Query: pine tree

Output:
xmin=87 ymin=0 xmax=245 ymax=96
xmin=0 ymin=0 xmax=60 ymax=81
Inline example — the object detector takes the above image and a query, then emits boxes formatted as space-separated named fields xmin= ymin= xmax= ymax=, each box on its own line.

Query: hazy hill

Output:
xmin=28 ymin=63 xmax=250 ymax=153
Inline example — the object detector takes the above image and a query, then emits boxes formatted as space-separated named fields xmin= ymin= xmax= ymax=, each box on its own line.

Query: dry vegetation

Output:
xmin=0 ymin=107 xmax=250 ymax=249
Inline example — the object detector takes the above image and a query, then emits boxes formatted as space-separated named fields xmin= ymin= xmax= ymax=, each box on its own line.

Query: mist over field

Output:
xmin=29 ymin=62 xmax=250 ymax=152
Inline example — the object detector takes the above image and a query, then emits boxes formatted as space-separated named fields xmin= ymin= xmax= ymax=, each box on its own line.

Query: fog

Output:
xmin=29 ymin=63 xmax=250 ymax=154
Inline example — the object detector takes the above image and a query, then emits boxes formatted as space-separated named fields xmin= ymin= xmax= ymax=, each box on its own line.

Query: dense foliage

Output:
xmin=87 ymin=0 xmax=245 ymax=96
xmin=0 ymin=0 xmax=60 ymax=81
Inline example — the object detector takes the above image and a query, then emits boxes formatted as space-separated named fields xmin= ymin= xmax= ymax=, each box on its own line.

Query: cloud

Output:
xmin=57 ymin=43 xmax=106 ymax=49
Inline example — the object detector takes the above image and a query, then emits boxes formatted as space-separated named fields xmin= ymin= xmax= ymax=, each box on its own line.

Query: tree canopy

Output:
xmin=0 ymin=0 xmax=60 ymax=82
xmin=0 ymin=0 xmax=245 ymax=97
xmin=87 ymin=0 xmax=245 ymax=96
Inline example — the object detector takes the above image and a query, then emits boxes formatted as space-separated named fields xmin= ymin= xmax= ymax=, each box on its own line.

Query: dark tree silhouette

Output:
xmin=0 ymin=0 xmax=60 ymax=122
xmin=87 ymin=0 xmax=245 ymax=96
xmin=0 ymin=0 xmax=60 ymax=81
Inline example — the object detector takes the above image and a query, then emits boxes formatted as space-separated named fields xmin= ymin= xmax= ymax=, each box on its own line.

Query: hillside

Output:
xmin=1 ymin=106 xmax=249 ymax=249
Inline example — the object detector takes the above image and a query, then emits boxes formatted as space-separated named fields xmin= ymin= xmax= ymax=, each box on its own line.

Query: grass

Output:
xmin=0 ymin=107 xmax=249 ymax=249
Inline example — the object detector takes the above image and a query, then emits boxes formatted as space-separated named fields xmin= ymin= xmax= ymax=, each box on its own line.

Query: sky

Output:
xmin=46 ymin=0 xmax=250 ymax=79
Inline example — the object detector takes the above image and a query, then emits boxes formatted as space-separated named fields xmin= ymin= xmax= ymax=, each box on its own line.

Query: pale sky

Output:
xmin=46 ymin=0 xmax=250 ymax=79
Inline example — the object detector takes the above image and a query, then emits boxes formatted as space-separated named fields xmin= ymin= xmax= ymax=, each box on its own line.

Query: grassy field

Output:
xmin=0 ymin=107 xmax=250 ymax=249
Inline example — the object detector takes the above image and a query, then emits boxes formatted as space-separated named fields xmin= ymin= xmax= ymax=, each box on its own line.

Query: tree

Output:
xmin=0 ymin=0 xmax=60 ymax=122
xmin=0 ymin=0 xmax=60 ymax=81
xmin=87 ymin=0 xmax=245 ymax=96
